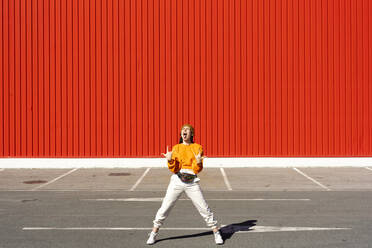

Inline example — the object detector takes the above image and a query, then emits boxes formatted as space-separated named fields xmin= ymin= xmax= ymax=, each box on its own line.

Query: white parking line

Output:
xmin=130 ymin=168 xmax=151 ymax=191
xmin=293 ymin=168 xmax=330 ymax=191
xmin=220 ymin=168 xmax=232 ymax=191
xmin=30 ymin=168 xmax=80 ymax=191
xmin=82 ymin=198 xmax=311 ymax=202
xmin=0 ymin=168 xmax=4 ymax=171
xmin=365 ymin=167 xmax=372 ymax=171
xmin=22 ymin=226 xmax=350 ymax=232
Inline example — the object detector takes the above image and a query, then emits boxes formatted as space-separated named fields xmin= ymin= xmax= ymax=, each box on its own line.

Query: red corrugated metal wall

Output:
xmin=0 ymin=0 xmax=371 ymax=157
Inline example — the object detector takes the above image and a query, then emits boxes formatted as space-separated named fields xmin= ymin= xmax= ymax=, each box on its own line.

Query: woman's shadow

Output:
xmin=155 ymin=220 xmax=257 ymax=244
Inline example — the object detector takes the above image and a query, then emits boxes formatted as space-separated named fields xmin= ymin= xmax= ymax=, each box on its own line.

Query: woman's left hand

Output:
xmin=192 ymin=149 xmax=205 ymax=164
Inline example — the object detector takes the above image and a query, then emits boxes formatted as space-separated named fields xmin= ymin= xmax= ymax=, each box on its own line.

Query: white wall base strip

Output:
xmin=1 ymin=157 xmax=372 ymax=168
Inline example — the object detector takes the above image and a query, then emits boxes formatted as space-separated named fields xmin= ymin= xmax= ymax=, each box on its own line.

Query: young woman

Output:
xmin=146 ymin=124 xmax=224 ymax=245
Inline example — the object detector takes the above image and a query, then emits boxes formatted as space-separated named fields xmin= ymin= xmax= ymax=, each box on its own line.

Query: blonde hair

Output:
xmin=179 ymin=124 xmax=195 ymax=143
xmin=180 ymin=124 xmax=195 ymax=135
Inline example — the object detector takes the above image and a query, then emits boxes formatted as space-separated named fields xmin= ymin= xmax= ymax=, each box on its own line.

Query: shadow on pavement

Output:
xmin=219 ymin=220 xmax=257 ymax=241
xmin=155 ymin=220 xmax=257 ymax=244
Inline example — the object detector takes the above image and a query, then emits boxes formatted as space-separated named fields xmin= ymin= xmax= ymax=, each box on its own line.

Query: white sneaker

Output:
xmin=214 ymin=231 xmax=224 ymax=245
xmin=146 ymin=231 xmax=157 ymax=245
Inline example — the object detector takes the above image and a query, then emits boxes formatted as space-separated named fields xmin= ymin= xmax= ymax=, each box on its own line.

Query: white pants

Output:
xmin=153 ymin=174 xmax=218 ymax=229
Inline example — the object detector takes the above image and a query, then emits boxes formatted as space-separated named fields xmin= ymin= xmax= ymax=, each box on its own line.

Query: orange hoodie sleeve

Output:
xmin=167 ymin=145 xmax=180 ymax=173
xmin=191 ymin=145 xmax=203 ymax=174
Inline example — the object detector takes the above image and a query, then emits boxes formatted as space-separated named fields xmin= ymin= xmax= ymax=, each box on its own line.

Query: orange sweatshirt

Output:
xmin=167 ymin=143 xmax=204 ymax=174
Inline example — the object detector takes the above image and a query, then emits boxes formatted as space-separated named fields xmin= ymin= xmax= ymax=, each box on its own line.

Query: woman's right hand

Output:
xmin=161 ymin=146 xmax=173 ymax=161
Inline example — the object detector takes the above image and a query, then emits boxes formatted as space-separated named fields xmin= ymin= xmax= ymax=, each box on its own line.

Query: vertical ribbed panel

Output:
xmin=0 ymin=0 xmax=371 ymax=157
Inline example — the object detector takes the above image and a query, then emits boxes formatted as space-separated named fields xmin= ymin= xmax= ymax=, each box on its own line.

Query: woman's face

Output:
xmin=181 ymin=126 xmax=192 ymax=143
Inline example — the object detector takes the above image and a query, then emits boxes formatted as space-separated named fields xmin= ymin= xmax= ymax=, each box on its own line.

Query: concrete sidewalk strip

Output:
xmin=293 ymin=168 xmax=330 ymax=191
xmin=220 ymin=168 xmax=233 ymax=190
xmin=37 ymin=168 xmax=147 ymax=190
xmin=133 ymin=168 xmax=173 ymax=191
xmin=31 ymin=168 xmax=80 ymax=191
xmin=298 ymin=167 xmax=372 ymax=190
xmin=130 ymin=168 xmax=229 ymax=191
xmin=0 ymin=167 xmax=371 ymax=191
xmin=224 ymin=168 xmax=325 ymax=191
xmin=0 ymin=169 xmax=73 ymax=190
xmin=130 ymin=168 xmax=151 ymax=191
xmin=198 ymin=168 xmax=228 ymax=191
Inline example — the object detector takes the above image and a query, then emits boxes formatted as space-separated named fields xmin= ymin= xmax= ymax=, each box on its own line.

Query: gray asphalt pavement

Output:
xmin=0 ymin=168 xmax=371 ymax=248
